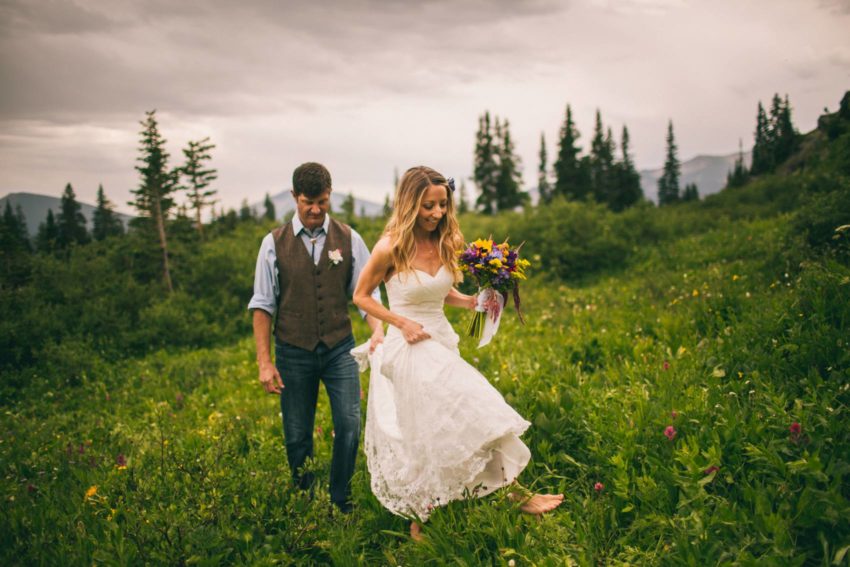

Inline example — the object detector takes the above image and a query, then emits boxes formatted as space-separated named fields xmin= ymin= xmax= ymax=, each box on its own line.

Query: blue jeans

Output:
xmin=275 ymin=334 xmax=360 ymax=507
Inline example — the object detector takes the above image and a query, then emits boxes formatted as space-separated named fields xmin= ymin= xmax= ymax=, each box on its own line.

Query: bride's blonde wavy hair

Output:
xmin=384 ymin=166 xmax=464 ymax=281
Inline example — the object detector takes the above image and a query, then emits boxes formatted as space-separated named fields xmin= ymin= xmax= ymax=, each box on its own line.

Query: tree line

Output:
xmin=468 ymin=93 xmax=801 ymax=212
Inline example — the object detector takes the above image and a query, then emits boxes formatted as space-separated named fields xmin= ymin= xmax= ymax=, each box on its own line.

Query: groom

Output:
xmin=249 ymin=162 xmax=384 ymax=513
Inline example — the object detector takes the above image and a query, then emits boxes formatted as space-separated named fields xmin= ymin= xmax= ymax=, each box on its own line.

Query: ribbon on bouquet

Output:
xmin=474 ymin=288 xmax=505 ymax=348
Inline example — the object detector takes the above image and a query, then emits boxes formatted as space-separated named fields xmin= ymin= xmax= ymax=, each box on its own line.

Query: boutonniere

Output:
xmin=328 ymin=248 xmax=343 ymax=267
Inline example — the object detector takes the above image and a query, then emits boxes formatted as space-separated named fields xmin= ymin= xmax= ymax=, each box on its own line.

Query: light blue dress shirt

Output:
xmin=247 ymin=214 xmax=381 ymax=319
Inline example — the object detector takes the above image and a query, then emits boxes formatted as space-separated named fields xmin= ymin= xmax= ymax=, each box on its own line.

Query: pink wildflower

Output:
xmin=671 ymin=410 xmax=678 ymax=419
xmin=116 ymin=454 xmax=127 ymax=467
xmin=663 ymin=360 xmax=670 ymax=371
xmin=594 ymin=482 xmax=604 ymax=493
xmin=316 ymin=426 xmax=323 ymax=435
xmin=664 ymin=425 xmax=677 ymax=441
xmin=703 ymin=465 xmax=719 ymax=475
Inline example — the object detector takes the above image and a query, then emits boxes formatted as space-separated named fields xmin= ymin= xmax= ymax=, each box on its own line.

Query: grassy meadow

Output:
xmin=2 ymin=188 xmax=849 ymax=564
xmin=3 ymin=104 xmax=850 ymax=564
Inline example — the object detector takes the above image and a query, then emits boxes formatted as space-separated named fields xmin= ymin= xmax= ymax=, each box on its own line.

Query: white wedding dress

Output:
xmin=352 ymin=266 xmax=531 ymax=520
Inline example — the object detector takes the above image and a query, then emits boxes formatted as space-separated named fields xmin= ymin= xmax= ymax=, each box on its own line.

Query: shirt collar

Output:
xmin=292 ymin=213 xmax=330 ymax=236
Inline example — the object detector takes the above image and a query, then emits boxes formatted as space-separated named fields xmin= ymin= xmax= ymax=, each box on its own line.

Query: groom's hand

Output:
xmin=259 ymin=361 xmax=283 ymax=394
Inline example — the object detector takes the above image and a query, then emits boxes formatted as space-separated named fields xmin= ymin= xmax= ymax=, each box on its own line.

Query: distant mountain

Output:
xmin=253 ymin=190 xmax=384 ymax=220
xmin=0 ymin=192 xmax=134 ymax=237
xmin=639 ymin=151 xmax=752 ymax=203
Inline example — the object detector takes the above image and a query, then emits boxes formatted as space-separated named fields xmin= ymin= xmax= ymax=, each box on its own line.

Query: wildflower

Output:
xmin=692 ymin=289 xmax=699 ymax=297
xmin=671 ymin=410 xmax=678 ymax=419
xmin=594 ymin=482 xmax=604 ymax=493
xmin=508 ymin=560 xmax=516 ymax=567
xmin=664 ymin=425 xmax=677 ymax=441
xmin=663 ymin=360 xmax=670 ymax=371
xmin=27 ymin=483 xmax=37 ymax=494
xmin=85 ymin=485 xmax=98 ymax=500
xmin=789 ymin=422 xmax=803 ymax=443
xmin=703 ymin=465 xmax=719 ymax=475
xmin=316 ymin=426 xmax=323 ymax=435
xmin=175 ymin=392 xmax=184 ymax=405
xmin=77 ymin=443 xmax=85 ymax=455
xmin=732 ymin=274 xmax=740 ymax=281
xmin=116 ymin=454 xmax=127 ymax=469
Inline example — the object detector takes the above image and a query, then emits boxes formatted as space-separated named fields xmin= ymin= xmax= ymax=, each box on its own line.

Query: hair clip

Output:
xmin=447 ymin=177 xmax=456 ymax=192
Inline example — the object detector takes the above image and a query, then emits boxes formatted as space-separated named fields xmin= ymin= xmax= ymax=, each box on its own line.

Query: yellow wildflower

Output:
xmin=472 ymin=238 xmax=492 ymax=252
xmin=488 ymin=258 xmax=503 ymax=268
xmin=85 ymin=485 xmax=98 ymax=500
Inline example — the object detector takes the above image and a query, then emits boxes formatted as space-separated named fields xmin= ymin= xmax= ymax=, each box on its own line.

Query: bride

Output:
xmin=352 ymin=166 xmax=563 ymax=540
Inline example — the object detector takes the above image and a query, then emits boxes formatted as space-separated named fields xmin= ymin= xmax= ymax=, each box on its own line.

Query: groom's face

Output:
xmin=293 ymin=189 xmax=331 ymax=230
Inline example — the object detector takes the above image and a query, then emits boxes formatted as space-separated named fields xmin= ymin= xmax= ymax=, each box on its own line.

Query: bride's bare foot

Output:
xmin=410 ymin=521 xmax=424 ymax=542
xmin=519 ymin=493 xmax=564 ymax=515
xmin=508 ymin=489 xmax=564 ymax=515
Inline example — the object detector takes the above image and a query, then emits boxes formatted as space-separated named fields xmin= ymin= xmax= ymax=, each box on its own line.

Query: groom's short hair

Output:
xmin=293 ymin=162 xmax=332 ymax=198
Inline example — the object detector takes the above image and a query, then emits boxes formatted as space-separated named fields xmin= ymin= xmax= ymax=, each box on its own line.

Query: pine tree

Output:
xmin=263 ymin=193 xmax=276 ymax=222
xmin=180 ymin=137 xmax=218 ymax=240
xmin=657 ymin=120 xmax=681 ymax=206
xmin=726 ymin=139 xmax=749 ymax=188
xmin=457 ymin=180 xmax=469 ymax=214
xmin=383 ymin=194 xmax=393 ymax=217
xmin=1 ymin=201 xmax=31 ymax=284
xmin=589 ymin=112 xmax=617 ymax=204
xmin=473 ymin=112 xmax=499 ymax=213
xmin=130 ymin=110 xmax=178 ymax=293
xmin=751 ymin=102 xmax=772 ymax=175
xmin=494 ymin=119 xmax=527 ymax=211
xmin=609 ymin=125 xmax=643 ymax=211
xmin=56 ymin=182 xmax=89 ymax=249
xmin=36 ymin=209 xmax=59 ymax=254
xmin=92 ymin=184 xmax=124 ymax=241
xmin=553 ymin=104 xmax=588 ymax=200
xmin=682 ymin=183 xmax=699 ymax=201
xmin=341 ymin=192 xmax=356 ymax=224
xmin=773 ymin=94 xmax=799 ymax=165
xmin=2 ymin=201 xmax=31 ymax=253
xmin=537 ymin=132 xmax=552 ymax=204
xmin=239 ymin=199 xmax=254 ymax=221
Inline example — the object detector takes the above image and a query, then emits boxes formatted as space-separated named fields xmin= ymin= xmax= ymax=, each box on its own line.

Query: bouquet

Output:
xmin=457 ymin=238 xmax=530 ymax=347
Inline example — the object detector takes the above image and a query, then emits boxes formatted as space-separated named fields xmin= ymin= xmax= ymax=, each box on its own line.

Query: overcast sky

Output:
xmin=1 ymin=0 xmax=848 ymax=213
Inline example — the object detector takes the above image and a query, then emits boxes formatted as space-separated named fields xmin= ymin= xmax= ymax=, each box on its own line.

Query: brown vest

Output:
xmin=272 ymin=218 xmax=354 ymax=350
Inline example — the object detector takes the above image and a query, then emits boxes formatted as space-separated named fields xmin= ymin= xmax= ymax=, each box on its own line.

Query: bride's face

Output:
xmin=416 ymin=184 xmax=448 ymax=233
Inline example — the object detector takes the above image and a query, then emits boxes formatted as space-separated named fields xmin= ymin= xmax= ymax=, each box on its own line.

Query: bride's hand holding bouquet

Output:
xmin=457 ymin=237 xmax=530 ymax=347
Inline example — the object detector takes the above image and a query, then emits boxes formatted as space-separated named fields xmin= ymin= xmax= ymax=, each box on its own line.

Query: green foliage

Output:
xmin=57 ymin=182 xmax=90 ymax=249
xmin=3 ymin=195 xmax=848 ymax=564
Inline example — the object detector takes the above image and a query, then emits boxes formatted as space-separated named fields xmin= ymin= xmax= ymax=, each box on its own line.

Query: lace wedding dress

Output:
xmin=352 ymin=266 xmax=531 ymax=520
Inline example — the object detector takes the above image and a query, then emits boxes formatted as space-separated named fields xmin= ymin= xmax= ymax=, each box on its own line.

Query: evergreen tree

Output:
xmin=341 ymin=192 xmax=356 ymax=224
xmin=239 ymin=199 xmax=254 ymax=221
xmin=751 ymin=102 xmax=772 ymax=175
xmin=726 ymin=139 xmax=749 ymax=188
xmin=494 ymin=119 xmax=527 ymax=211
xmin=589 ymin=112 xmax=616 ymax=204
xmin=92 ymin=184 xmax=124 ymax=241
xmin=130 ymin=110 xmax=178 ymax=293
xmin=1 ymin=201 xmax=31 ymax=286
xmin=263 ymin=193 xmax=276 ymax=222
xmin=36 ymin=209 xmax=59 ymax=254
xmin=473 ymin=112 xmax=499 ymax=213
xmin=553 ymin=104 xmax=588 ymax=200
xmin=609 ymin=125 xmax=643 ymax=211
xmin=657 ymin=120 xmax=681 ymax=206
xmin=682 ymin=183 xmax=699 ymax=201
xmin=180 ymin=137 xmax=218 ymax=240
xmin=537 ymin=132 xmax=553 ymax=204
xmin=773 ymin=94 xmax=799 ymax=165
xmin=383 ymin=194 xmax=393 ymax=218
xmin=457 ymin=180 xmax=469 ymax=214
xmin=2 ymin=201 xmax=30 ymax=253
xmin=56 ymin=182 xmax=89 ymax=249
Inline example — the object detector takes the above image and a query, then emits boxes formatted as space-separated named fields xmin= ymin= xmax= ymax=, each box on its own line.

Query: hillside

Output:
xmin=639 ymin=151 xmax=752 ymax=203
